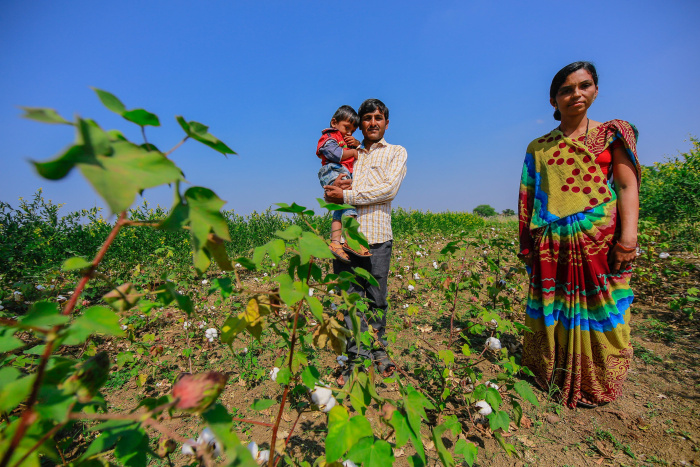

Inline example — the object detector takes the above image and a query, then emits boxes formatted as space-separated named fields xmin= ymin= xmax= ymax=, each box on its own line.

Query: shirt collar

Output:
xmin=361 ymin=138 xmax=388 ymax=151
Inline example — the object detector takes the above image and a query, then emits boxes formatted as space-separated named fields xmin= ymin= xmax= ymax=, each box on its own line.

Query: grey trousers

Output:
xmin=333 ymin=240 xmax=392 ymax=359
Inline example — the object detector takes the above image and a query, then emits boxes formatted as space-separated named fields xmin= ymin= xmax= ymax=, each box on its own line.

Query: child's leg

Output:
xmin=331 ymin=219 xmax=343 ymax=243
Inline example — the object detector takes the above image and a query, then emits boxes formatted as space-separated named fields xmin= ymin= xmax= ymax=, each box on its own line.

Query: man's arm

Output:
xmin=323 ymin=174 xmax=352 ymax=204
xmin=344 ymin=146 xmax=407 ymax=206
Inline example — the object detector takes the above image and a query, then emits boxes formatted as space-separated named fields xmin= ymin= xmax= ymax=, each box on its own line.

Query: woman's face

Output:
xmin=551 ymin=69 xmax=598 ymax=119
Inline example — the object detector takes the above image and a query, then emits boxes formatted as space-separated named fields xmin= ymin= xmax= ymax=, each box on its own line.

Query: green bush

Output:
xmin=472 ymin=204 xmax=497 ymax=217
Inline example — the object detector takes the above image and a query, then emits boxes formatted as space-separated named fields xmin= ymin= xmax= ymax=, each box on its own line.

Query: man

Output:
xmin=324 ymin=98 xmax=407 ymax=383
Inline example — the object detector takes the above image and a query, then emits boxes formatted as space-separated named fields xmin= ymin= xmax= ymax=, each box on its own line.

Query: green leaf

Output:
xmin=176 ymin=116 xmax=235 ymax=155
xmin=442 ymin=414 xmax=461 ymax=436
xmin=485 ymin=387 xmax=502 ymax=411
xmin=275 ymin=367 xmax=291 ymax=385
xmin=276 ymin=275 xmax=305 ymax=306
xmin=0 ymin=328 xmax=24 ymax=353
xmin=316 ymin=198 xmax=355 ymax=212
xmin=92 ymin=88 xmax=127 ymax=115
xmin=0 ymin=372 xmax=35 ymax=412
xmin=487 ymin=410 xmax=510 ymax=432
xmin=123 ymin=109 xmax=160 ymax=127
xmin=353 ymin=267 xmax=379 ymax=287
xmin=202 ymin=404 xmax=258 ymax=466
xmin=159 ymin=187 xmax=232 ymax=273
xmin=64 ymin=306 xmax=125 ymax=345
xmin=432 ymin=424 xmax=455 ymax=467
xmin=275 ymin=224 xmax=303 ymax=240
xmin=274 ymin=202 xmax=307 ymax=214
xmin=250 ymin=399 xmax=276 ymax=411
xmin=404 ymin=388 xmax=434 ymax=435
xmin=513 ymin=380 xmax=539 ymax=406
xmin=20 ymin=106 xmax=70 ymax=124
xmin=349 ymin=373 xmax=370 ymax=414
xmin=511 ymin=400 xmax=523 ymax=427
xmin=301 ymin=366 xmax=321 ymax=390
xmin=21 ymin=301 xmax=69 ymax=328
xmin=347 ymin=437 xmax=395 ymax=467
xmin=305 ymin=295 xmax=324 ymax=321
xmin=325 ymin=405 xmax=373 ymax=462
xmin=454 ymin=439 xmax=478 ymax=467
xmin=389 ymin=411 xmax=413 ymax=449
xmin=493 ymin=431 xmax=516 ymax=456
xmin=61 ymin=256 xmax=92 ymax=272
xmin=299 ymin=231 xmax=334 ymax=263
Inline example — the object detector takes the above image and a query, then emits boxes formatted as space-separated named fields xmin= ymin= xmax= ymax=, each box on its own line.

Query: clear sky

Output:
xmin=2 ymin=0 xmax=699 ymax=217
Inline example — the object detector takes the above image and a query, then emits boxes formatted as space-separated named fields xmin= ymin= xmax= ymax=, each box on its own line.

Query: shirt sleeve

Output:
xmin=344 ymin=146 xmax=407 ymax=206
xmin=318 ymin=138 xmax=344 ymax=164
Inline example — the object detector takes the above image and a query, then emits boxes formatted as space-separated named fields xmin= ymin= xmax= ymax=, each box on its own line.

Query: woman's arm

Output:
xmin=609 ymin=144 xmax=639 ymax=273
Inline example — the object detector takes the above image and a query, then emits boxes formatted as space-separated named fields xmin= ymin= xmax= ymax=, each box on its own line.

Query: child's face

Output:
xmin=330 ymin=118 xmax=357 ymax=137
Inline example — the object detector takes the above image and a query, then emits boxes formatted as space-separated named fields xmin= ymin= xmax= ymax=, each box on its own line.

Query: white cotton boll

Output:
xmin=659 ymin=252 xmax=670 ymax=259
xmin=35 ymin=285 xmax=45 ymax=291
xmin=489 ymin=319 xmax=498 ymax=328
xmin=475 ymin=400 xmax=492 ymax=416
xmin=183 ymin=321 xmax=191 ymax=329
xmin=486 ymin=381 xmax=499 ymax=390
xmin=270 ymin=367 xmax=280 ymax=381
xmin=413 ymin=273 xmax=420 ymax=280
xmin=257 ymin=450 xmax=270 ymax=463
xmin=464 ymin=384 xmax=474 ymax=393
xmin=311 ymin=385 xmax=333 ymax=406
xmin=397 ymin=274 xmax=403 ymax=279
xmin=242 ymin=347 xmax=248 ymax=354
xmin=120 ymin=324 xmax=128 ymax=331
xmin=271 ymin=263 xmax=276 ymax=267
xmin=182 ymin=439 xmax=197 ymax=456
xmin=201 ymin=279 xmax=208 ymax=285
xmin=330 ymin=303 xmax=338 ymax=311
xmin=416 ymin=251 xmax=423 ymax=257
xmin=433 ymin=261 xmax=438 ymax=269
xmin=205 ymin=328 xmax=218 ymax=342
xmin=402 ymin=304 xmax=409 ymax=309
xmin=485 ymin=337 xmax=502 ymax=351
xmin=199 ymin=321 xmax=207 ymax=329
xmin=263 ymin=273 xmax=268 ymax=277
xmin=199 ymin=427 xmax=215 ymax=445
xmin=0 ymin=305 xmax=4 ymax=311
xmin=247 ymin=441 xmax=259 ymax=459
xmin=337 ymin=355 xmax=348 ymax=367
xmin=343 ymin=460 xmax=358 ymax=467
xmin=329 ymin=289 xmax=335 ymax=294
xmin=308 ymin=288 xmax=314 ymax=297
xmin=407 ymin=285 xmax=415 ymax=292
xmin=235 ymin=263 xmax=242 ymax=268
xmin=56 ymin=295 xmax=67 ymax=302
xmin=321 ymin=395 xmax=337 ymax=413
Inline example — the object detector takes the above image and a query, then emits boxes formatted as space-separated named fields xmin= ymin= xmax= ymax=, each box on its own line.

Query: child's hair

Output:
xmin=330 ymin=105 xmax=360 ymax=128
xmin=358 ymin=98 xmax=389 ymax=121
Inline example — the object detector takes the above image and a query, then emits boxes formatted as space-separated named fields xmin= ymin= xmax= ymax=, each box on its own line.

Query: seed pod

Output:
xmin=157 ymin=438 xmax=177 ymax=457
xmin=172 ymin=371 xmax=228 ymax=413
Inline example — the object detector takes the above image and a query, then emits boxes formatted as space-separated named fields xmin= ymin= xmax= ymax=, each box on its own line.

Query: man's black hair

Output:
xmin=550 ymin=61 xmax=598 ymax=121
xmin=330 ymin=105 xmax=360 ymax=127
xmin=358 ymin=98 xmax=389 ymax=121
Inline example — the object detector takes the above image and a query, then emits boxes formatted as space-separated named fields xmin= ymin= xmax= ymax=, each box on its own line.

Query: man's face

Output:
xmin=360 ymin=109 xmax=388 ymax=143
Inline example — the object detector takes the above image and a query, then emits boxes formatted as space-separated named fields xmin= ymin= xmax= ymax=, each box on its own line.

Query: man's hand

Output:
xmin=344 ymin=135 xmax=361 ymax=148
xmin=324 ymin=174 xmax=352 ymax=204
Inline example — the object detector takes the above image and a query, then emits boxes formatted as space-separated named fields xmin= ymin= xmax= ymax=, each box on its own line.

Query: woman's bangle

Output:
xmin=615 ymin=241 xmax=638 ymax=252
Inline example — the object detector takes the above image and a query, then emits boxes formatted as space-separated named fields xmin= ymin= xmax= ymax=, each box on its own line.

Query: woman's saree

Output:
xmin=518 ymin=120 xmax=640 ymax=407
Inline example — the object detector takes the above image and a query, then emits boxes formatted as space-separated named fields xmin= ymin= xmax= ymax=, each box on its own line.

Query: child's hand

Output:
xmin=344 ymin=135 xmax=361 ymax=148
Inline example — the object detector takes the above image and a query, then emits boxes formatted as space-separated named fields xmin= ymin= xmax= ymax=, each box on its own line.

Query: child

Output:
xmin=317 ymin=105 xmax=370 ymax=262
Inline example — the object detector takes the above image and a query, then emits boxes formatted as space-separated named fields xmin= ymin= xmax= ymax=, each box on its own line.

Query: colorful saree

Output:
xmin=518 ymin=120 xmax=640 ymax=408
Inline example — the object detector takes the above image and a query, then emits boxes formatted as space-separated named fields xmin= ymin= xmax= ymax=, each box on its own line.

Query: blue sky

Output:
xmin=2 ymin=0 xmax=699 ymax=217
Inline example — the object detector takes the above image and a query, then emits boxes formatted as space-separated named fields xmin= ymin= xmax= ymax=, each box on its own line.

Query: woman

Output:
xmin=518 ymin=61 xmax=640 ymax=408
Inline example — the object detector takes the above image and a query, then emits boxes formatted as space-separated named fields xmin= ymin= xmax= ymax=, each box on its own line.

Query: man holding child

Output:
xmin=323 ymin=98 xmax=407 ymax=384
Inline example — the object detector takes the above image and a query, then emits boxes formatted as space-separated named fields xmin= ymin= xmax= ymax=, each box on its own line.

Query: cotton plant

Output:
xmin=485 ymin=336 xmax=502 ymax=351
xmin=311 ymin=385 xmax=336 ymax=413
xmin=269 ymin=367 xmax=280 ymax=381
xmin=474 ymin=400 xmax=492 ymax=416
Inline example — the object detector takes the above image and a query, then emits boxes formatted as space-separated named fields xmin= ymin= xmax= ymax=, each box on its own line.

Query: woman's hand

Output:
xmin=608 ymin=243 xmax=637 ymax=274
xmin=518 ymin=251 xmax=534 ymax=268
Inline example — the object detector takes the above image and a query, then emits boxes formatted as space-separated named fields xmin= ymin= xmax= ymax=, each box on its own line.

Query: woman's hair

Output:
xmin=358 ymin=98 xmax=389 ymax=121
xmin=550 ymin=61 xmax=598 ymax=121
xmin=330 ymin=105 xmax=360 ymax=127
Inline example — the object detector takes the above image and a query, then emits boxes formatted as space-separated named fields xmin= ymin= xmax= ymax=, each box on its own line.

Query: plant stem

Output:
xmin=267 ymin=258 xmax=314 ymax=467
xmin=164 ymin=136 xmax=189 ymax=157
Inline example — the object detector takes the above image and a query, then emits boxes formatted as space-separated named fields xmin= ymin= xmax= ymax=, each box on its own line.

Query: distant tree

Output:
xmin=473 ymin=204 xmax=497 ymax=217
xmin=502 ymin=208 xmax=515 ymax=216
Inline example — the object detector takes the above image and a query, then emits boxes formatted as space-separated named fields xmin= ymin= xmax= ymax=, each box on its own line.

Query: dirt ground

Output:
xmin=97 ymin=242 xmax=700 ymax=467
